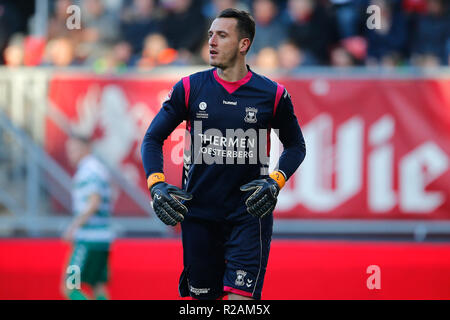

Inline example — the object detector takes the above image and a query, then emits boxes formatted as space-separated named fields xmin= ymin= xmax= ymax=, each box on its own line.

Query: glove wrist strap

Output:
xmin=269 ymin=171 xmax=286 ymax=189
xmin=147 ymin=172 xmax=165 ymax=190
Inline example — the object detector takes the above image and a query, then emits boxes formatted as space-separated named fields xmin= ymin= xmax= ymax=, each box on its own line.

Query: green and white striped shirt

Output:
xmin=72 ymin=155 xmax=113 ymax=244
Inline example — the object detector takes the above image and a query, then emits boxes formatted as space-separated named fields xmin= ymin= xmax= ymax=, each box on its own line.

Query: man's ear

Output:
xmin=240 ymin=38 xmax=251 ymax=54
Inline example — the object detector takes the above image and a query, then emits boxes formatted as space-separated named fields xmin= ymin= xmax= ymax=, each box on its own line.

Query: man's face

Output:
xmin=66 ymin=138 xmax=89 ymax=167
xmin=208 ymin=18 xmax=244 ymax=69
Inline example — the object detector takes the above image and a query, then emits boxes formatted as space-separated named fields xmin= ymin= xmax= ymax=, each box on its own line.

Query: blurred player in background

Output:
xmin=62 ymin=134 xmax=114 ymax=300
xmin=142 ymin=9 xmax=305 ymax=300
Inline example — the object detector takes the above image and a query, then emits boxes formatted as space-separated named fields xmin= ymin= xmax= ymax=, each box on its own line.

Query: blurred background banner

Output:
xmin=279 ymin=77 xmax=450 ymax=219
xmin=45 ymin=74 xmax=450 ymax=219
xmin=46 ymin=75 xmax=185 ymax=216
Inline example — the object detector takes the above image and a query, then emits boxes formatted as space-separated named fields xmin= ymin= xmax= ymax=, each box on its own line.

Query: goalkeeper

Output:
xmin=141 ymin=9 xmax=305 ymax=300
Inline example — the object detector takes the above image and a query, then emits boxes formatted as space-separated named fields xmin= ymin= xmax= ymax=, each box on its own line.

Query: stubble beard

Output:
xmin=210 ymin=49 xmax=239 ymax=71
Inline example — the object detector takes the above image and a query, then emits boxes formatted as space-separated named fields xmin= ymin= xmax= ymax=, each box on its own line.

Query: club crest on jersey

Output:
xmin=235 ymin=270 xmax=247 ymax=286
xmin=244 ymin=107 xmax=258 ymax=123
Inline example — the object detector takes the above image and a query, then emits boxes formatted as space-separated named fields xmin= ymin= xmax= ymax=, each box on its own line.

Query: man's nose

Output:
xmin=209 ymin=35 xmax=217 ymax=46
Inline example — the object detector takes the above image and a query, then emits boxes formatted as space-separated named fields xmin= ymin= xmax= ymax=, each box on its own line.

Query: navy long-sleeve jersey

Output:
xmin=141 ymin=66 xmax=306 ymax=221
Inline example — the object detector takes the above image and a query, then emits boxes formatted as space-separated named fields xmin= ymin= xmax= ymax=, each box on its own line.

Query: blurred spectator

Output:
xmin=277 ymin=41 xmax=303 ymax=70
xmin=343 ymin=36 xmax=367 ymax=60
xmin=47 ymin=0 xmax=89 ymax=64
xmin=159 ymin=0 xmax=207 ymax=54
xmin=113 ymin=41 xmax=134 ymax=67
xmin=92 ymin=41 xmax=135 ymax=73
xmin=42 ymin=37 xmax=77 ymax=67
xmin=255 ymin=46 xmax=280 ymax=70
xmin=81 ymin=0 xmax=121 ymax=45
xmin=410 ymin=0 xmax=450 ymax=67
xmin=75 ymin=0 xmax=122 ymax=64
xmin=202 ymin=0 xmax=249 ymax=20
xmin=285 ymin=0 xmax=338 ymax=64
xmin=249 ymin=0 xmax=287 ymax=57
xmin=329 ymin=0 xmax=360 ymax=38
xmin=331 ymin=46 xmax=356 ymax=67
xmin=22 ymin=36 xmax=47 ymax=66
xmin=120 ymin=0 xmax=160 ymax=54
xmin=3 ymin=34 xmax=24 ymax=67
xmin=137 ymin=33 xmax=178 ymax=70
xmin=364 ymin=0 xmax=409 ymax=67
xmin=330 ymin=36 xmax=368 ymax=67
xmin=0 ymin=0 xmax=448 ymax=68
xmin=0 ymin=1 xmax=29 ymax=65
xmin=103 ymin=0 xmax=124 ymax=12
xmin=48 ymin=0 xmax=82 ymax=41
xmin=402 ymin=0 xmax=427 ymax=13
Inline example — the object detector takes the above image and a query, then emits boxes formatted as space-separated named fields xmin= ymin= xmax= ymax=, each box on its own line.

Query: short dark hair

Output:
xmin=69 ymin=131 xmax=91 ymax=145
xmin=218 ymin=8 xmax=255 ymax=52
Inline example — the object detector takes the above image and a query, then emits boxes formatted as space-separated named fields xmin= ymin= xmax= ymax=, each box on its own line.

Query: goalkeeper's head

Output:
xmin=66 ymin=132 xmax=92 ymax=167
xmin=208 ymin=8 xmax=255 ymax=69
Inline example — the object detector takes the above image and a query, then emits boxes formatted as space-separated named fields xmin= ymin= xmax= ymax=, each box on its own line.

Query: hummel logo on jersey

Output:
xmin=223 ymin=100 xmax=237 ymax=106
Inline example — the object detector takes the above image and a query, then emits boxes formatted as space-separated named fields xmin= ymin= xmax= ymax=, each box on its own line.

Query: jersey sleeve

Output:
xmin=141 ymin=79 xmax=188 ymax=179
xmin=271 ymin=86 xmax=306 ymax=180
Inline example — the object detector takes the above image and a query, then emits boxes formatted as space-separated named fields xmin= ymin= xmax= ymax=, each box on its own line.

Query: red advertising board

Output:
xmin=47 ymin=74 xmax=450 ymax=219
xmin=1 ymin=239 xmax=450 ymax=299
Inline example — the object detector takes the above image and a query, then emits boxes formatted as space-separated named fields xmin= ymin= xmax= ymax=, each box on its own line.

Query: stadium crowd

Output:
xmin=0 ymin=0 xmax=449 ymax=72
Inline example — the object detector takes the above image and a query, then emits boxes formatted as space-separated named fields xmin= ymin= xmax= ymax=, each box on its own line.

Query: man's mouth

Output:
xmin=210 ymin=49 xmax=218 ymax=56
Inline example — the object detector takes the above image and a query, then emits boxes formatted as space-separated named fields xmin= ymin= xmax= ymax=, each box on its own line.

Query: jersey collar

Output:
xmin=213 ymin=65 xmax=253 ymax=94
xmin=77 ymin=154 xmax=94 ymax=170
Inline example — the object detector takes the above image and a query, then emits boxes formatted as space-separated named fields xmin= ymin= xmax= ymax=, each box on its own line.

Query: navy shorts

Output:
xmin=178 ymin=213 xmax=273 ymax=300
